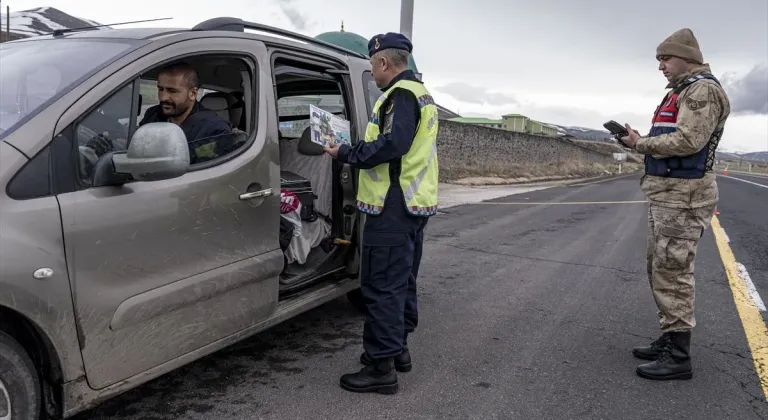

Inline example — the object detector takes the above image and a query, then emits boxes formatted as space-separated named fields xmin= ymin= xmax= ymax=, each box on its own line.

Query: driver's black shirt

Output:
xmin=139 ymin=101 xmax=232 ymax=144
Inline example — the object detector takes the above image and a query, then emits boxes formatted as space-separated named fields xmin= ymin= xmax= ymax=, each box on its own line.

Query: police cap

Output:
xmin=368 ymin=32 xmax=413 ymax=57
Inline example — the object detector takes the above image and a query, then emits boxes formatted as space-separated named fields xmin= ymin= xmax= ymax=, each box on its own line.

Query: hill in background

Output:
xmin=0 ymin=6 xmax=107 ymax=42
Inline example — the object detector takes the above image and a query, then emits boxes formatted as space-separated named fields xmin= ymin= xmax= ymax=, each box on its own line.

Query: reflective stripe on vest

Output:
xmin=644 ymin=73 xmax=724 ymax=179
xmin=356 ymin=79 xmax=440 ymax=216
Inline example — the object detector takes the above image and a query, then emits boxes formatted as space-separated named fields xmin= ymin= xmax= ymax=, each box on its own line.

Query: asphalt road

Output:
xmin=715 ymin=172 xmax=768 ymax=313
xmin=73 ymin=173 xmax=768 ymax=420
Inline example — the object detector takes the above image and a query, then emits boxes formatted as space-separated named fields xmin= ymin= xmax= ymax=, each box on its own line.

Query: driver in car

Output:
xmin=137 ymin=62 xmax=233 ymax=162
xmin=86 ymin=62 xmax=233 ymax=164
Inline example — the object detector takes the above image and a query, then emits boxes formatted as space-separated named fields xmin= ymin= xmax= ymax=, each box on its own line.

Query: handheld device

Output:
xmin=603 ymin=120 xmax=628 ymax=137
xmin=603 ymin=120 xmax=630 ymax=145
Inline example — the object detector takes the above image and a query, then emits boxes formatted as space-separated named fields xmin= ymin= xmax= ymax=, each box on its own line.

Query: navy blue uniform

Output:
xmin=339 ymin=69 xmax=428 ymax=360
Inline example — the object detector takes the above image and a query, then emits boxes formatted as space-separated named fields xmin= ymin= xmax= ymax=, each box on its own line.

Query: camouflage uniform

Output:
xmin=629 ymin=28 xmax=730 ymax=381
xmin=636 ymin=64 xmax=731 ymax=333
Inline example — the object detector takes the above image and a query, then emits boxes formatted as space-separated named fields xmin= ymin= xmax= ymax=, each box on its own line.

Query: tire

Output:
xmin=346 ymin=288 xmax=367 ymax=314
xmin=0 ymin=330 xmax=41 ymax=420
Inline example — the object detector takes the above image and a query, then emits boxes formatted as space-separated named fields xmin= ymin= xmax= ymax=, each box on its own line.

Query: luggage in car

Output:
xmin=280 ymin=171 xmax=318 ymax=221
xmin=279 ymin=216 xmax=295 ymax=251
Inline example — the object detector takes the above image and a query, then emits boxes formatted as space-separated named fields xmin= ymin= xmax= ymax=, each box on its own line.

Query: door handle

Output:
xmin=239 ymin=188 xmax=273 ymax=200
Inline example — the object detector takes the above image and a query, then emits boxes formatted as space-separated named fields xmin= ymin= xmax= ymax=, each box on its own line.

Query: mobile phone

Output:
xmin=603 ymin=120 xmax=628 ymax=136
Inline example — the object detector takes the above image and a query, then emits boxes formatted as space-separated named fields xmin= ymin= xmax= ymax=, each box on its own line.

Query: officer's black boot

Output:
xmin=340 ymin=357 xmax=399 ymax=394
xmin=632 ymin=332 xmax=672 ymax=360
xmin=636 ymin=331 xmax=692 ymax=381
xmin=360 ymin=347 xmax=412 ymax=372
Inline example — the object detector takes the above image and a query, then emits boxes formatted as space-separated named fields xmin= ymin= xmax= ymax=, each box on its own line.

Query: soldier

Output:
xmin=324 ymin=32 xmax=439 ymax=394
xmin=619 ymin=28 xmax=730 ymax=381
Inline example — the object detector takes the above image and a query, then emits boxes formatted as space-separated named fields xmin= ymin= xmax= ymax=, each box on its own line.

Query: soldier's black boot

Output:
xmin=632 ymin=332 xmax=672 ymax=360
xmin=636 ymin=331 xmax=692 ymax=381
xmin=360 ymin=347 xmax=412 ymax=372
xmin=340 ymin=357 xmax=399 ymax=394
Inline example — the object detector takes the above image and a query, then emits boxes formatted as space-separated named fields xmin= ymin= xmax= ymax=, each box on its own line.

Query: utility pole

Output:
xmin=400 ymin=0 xmax=420 ymax=79
xmin=400 ymin=0 xmax=414 ymax=42
xmin=5 ymin=3 xmax=9 ymax=43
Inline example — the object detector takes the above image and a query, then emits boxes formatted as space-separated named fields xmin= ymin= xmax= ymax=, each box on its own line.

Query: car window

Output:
xmin=137 ymin=78 xmax=159 ymax=123
xmin=0 ymin=39 xmax=136 ymax=140
xmin=277 ymin=94 xmax=346 ymax=138
xmin=75 ymin=83 xmax=133 ymax=185
xmin=362 ymin=71 xmax=383 ymax=115
xmin=72 ymin=55 xmax=256 ymax=187
xmin=187 ymin=131 xmax=249 ymax=164
xmin=135 ymin=79 xmax=223 ymax=124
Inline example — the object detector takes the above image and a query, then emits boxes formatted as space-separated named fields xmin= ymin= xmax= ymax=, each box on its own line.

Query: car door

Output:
xmin=53 ymin=37 xmax=282 ymax=389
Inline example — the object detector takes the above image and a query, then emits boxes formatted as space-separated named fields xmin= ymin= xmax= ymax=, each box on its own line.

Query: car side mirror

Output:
xmin=112 ymin=122 xmax=190 ymax=182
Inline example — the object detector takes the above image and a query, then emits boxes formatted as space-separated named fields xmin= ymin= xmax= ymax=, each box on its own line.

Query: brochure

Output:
xmin=309 ymin=104 xmax=351 ymax=146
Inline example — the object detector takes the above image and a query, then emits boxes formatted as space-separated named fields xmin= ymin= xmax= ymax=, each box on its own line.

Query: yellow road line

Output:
xmin=711 ymin=216 xmax=768 ymax=400
xmin=477 ymin=200 xmax=647 ymax=205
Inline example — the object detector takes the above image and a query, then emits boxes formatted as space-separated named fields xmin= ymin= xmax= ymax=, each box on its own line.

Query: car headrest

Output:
xmin=298 ymin=127 xmax=326 ymax=156
xmin=200 ymin=91 xmax=243 ymax=127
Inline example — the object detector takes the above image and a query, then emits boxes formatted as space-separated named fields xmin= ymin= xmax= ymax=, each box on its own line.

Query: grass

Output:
xmin=439 ymin=160 xmax=642 ymax=183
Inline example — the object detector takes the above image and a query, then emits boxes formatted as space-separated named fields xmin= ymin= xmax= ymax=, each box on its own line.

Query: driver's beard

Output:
xmin=161 ymin=102 xmax=191 ymax=119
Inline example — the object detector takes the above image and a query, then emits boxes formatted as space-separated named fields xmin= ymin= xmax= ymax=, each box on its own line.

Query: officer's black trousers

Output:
xmin=360 ymin=190 xmax=429 ymax=360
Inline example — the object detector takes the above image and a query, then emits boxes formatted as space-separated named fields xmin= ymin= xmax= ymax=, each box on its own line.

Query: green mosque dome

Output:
xmin=315 ymin=24 xmax=419 ymax=74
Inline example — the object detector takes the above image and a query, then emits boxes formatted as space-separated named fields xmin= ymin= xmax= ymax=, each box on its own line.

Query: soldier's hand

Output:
xmin=620 ymin=124 xmax=640 ymax=148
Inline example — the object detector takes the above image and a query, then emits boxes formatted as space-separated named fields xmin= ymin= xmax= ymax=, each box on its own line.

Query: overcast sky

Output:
xmin=5 ymin=0 xmax=767 ymax=152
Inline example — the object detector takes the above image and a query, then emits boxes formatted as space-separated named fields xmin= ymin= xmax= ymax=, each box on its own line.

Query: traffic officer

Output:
xmin=619 ymin=28 xmax=730 ymax=381
xmin=323 ymin=32 xmax=439 ymax=394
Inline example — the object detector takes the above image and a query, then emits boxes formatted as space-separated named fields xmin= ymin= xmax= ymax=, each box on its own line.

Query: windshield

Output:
xmin=0 ymin=38 xmax=136 ymax=139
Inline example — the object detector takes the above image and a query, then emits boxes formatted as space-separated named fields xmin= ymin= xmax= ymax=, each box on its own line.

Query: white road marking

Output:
xmin=723 ymin=170 xmax=768 ymax=179
xmin=726 ymin=176 xmax=768 ymax=189
xmin=717 ymin=226 xmax=731 ymax=243
xmin=736 ymin=262 xmax=766 ymax=312
xmin=438 ymin=183 xmax=554 ymax=209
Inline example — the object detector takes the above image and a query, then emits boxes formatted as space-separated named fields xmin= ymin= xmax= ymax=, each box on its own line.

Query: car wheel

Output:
xmin=0 ymin=330 xmax=41 ymax=420
xmin=346 ymin=289 xmax=367 ymax=314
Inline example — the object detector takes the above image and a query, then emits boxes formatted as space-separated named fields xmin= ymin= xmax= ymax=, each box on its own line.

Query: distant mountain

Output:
xmin=717 ymin=151 xmax=768 ymax=162
xmin=741 ymin=151 xmax=768 ymax=161
xmin=716 ymin=151 xmax=742 ymax=160
xmin=0 ymin=7 xmax=108 ymax=41
xmin=547 ymin=124 xmax=616 ymax=142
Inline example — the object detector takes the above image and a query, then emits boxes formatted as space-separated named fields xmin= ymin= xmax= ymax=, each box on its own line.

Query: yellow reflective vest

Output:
xmin=355 ymin=79 xmax=439 ymax=216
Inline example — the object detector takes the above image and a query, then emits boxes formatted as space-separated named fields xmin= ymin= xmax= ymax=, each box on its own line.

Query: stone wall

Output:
xmin=573 ymin=139 xmax=643 ymax=164
xmin=436 ymin=120 xmax=619 ymax=180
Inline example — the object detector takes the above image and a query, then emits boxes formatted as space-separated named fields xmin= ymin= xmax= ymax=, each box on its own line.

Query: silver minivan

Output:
xmin=0 ymin=17 xmax=379 ymax=419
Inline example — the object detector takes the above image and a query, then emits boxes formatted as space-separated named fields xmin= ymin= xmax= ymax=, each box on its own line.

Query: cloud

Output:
xmin=720 ymin=64 xmax=768 ymax=115
xmin=275 ymin=0 xmax=309 ymax=31
xmin=435 ymin=82 xmax=519 ymax=106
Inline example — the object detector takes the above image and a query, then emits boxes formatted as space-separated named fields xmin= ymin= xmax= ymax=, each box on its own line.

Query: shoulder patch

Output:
xmin=684 ymin=96 xmax=708 ymax=111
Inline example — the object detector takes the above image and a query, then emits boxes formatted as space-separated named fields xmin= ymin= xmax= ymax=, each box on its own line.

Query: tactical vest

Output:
xmin=644 ymin=73 xmax=724 ymax=179
xmin=356 ymin=79 xmax=440 ymax=216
